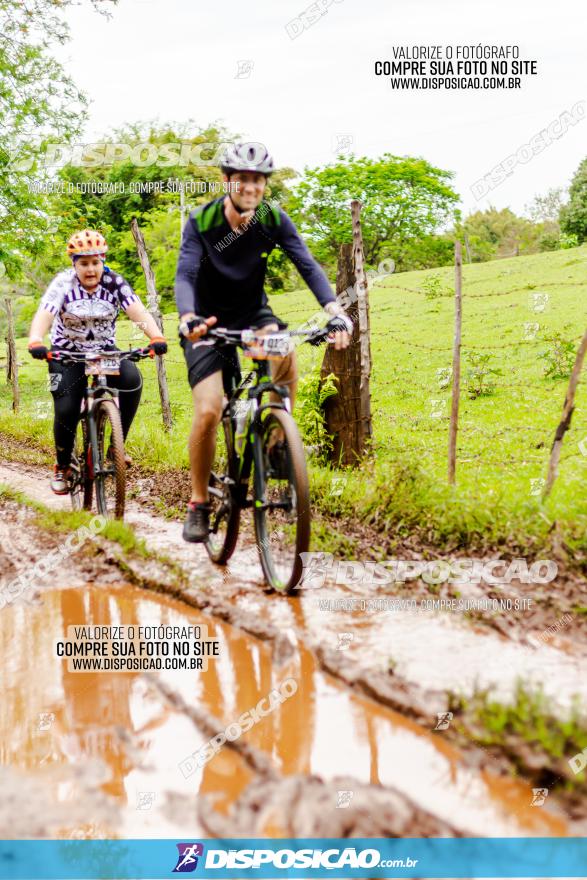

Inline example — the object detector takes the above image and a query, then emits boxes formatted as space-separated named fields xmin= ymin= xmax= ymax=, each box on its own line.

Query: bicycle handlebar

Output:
xmin=194 ymin=325 xmax=332 ymax=348
xmin=46 ymin=347 xmax=156 ymax=363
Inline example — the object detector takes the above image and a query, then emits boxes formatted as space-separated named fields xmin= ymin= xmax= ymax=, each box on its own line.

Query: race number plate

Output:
xmin=242 ymin=333 xmax=291 ymax=360
xmin=85 ymin=355 xmax=121 ymax=376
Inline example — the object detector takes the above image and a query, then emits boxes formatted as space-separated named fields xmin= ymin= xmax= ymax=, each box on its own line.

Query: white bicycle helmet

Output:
xmin=220 ymin=142 xmax=275 ymax=176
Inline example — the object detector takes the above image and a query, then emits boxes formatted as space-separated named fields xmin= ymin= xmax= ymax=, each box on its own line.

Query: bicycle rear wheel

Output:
xmin=94 ymin=399 xmax=126 ymax=519
xmin=70 ymin=419 xmax=93 ymax=511
xmin=253 ymin=407 xmax=310 ymax=593
xmin=206 ymin=416 xmax=240 ymax=564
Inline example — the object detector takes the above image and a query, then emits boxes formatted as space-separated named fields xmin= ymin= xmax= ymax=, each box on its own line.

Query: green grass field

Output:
xmin=2 ymin=244 xmax=587 ymax=553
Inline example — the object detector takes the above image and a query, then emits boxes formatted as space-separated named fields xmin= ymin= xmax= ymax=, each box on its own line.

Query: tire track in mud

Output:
xmin=0 ymin=460 xmax=585 ymax=836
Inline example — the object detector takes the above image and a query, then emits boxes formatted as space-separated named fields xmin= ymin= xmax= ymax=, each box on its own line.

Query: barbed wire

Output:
xmin=2 ymin=271 xmax=586 ymax=493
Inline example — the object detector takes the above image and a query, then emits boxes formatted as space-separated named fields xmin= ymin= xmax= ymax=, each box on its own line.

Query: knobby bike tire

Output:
xmin=206 ymin=417 xmax=241 ymax=564
xmin=94 ymin=399 xmax=126 ymax=519
xmin=253 ymin=407 xmax=310 ymax=593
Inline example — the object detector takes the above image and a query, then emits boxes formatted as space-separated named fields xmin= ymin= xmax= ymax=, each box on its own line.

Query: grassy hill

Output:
xmin=2 ymin=244 xmax=587 ymax=552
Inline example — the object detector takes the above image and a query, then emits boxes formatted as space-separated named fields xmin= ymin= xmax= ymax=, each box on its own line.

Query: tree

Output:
xmin=0 ymin=0 xmax=116 ymax=276
xmin=560 ymin=158 xmax=587 ymax=244
xmin=287 ymin=154 xmax=459 ymax=268
xmin=456 ymin=207 xmax=550 ymax=262
xmin=40 ymin=125 xmax=297 ymax=308
xmin=525 ymin=187 xmax=567 ymax=224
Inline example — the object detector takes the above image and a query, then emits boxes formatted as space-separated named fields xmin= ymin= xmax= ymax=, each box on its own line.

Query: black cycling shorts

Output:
xmin=180 ymin=305 xmax=287 ymax=392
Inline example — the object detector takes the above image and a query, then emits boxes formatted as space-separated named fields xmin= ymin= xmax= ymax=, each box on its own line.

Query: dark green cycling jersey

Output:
xmin=174 ymin=197 xmax=335 ymax=323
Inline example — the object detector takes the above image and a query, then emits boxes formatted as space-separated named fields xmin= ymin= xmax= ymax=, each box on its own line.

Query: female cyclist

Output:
xmin=27 ymin=229 xmax=168 ymax=494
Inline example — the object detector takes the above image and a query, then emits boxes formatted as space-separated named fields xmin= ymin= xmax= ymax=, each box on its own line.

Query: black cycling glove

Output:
xmin=28 ymin=343 xmax=49 ymax=360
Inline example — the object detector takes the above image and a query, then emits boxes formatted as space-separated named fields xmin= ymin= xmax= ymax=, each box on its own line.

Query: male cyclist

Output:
xmin=175 ymin=143 xmax=352 ymax=543
xmin=27 ymin=230 xmax=168 ymax=494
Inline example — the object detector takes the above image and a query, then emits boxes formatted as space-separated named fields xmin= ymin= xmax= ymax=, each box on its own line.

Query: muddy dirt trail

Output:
xmin=0 ymin=460 xmax=586 ymax=839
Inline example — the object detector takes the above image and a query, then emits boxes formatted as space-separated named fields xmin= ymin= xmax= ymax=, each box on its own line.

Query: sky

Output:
xmin=57 ymin=0 xmax=586 ymax=216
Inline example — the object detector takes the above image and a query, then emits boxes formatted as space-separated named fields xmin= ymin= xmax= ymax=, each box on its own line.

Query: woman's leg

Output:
xmin=108 ymin=360 xmax=143 ymax=439
xmin=49 ymin=361 xmax=86 ymax=468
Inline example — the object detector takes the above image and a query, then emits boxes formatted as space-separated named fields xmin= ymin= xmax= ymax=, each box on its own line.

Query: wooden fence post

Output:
xmin=320 ymin=201 xmax=372 ymax=465
xmin=4 ymin=296 xmax=20 ymax=413
xmin=130 ymin=218 xmax=173 ymax=431
xmin=351 ymin=199 xmax=373 ymax=447
xmin=543 ymin=328 xmax=587 ymax=499
xmin=448 ymin=241 xmax=463 ymax=484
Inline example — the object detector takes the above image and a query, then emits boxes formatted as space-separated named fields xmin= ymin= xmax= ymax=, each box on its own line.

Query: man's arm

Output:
xmin=276 ymin=211 xmax=336 ymax=308
xmin=175 ymin=216 xmax=204 ymax=319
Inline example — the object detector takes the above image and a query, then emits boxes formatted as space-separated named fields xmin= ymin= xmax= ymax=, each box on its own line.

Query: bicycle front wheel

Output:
xmin=253 ymin=407 xmax=310 ymax=593
xmin=94 ymin=399 xmax=126 ymax=519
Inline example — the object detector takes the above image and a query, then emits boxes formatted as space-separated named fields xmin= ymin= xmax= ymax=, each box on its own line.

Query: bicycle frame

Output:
xmin=224 ymin=357 xmax=290 ymax=487
xmin=202 ymin=323 xmax=332 ymax=585
xmin=47 ymin=347 xmax=153 ymax=487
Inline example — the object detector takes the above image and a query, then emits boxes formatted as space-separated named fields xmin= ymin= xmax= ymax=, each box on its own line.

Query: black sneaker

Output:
xmin=267 ymin=441 xmax=289 ymax=479
xmin=182 ymin=501 xmax=211 ymax=543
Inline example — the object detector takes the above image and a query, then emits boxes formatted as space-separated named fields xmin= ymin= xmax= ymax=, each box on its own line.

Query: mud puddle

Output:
xmin=296 ymin=588 xmax=587 ymax=713
xmin=1 ymin=461 xmax=586 ymax=720
xmin=0 ymin=579 xmax=570 ymax=839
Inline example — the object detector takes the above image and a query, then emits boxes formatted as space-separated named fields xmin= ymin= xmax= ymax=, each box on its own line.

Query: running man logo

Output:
xmin=298 ymin=551 xmax=334 ymax=588
xmin=136 ymin=791 xmax=155 ymax=810
xmin=37 ymin=712 xmax=55 ymax=731
xmin=434 ymin=712 xmax=453 ymax=730
xmin=531 ymin=788 xmax=549 ymax=806
xmin=332 ymin=133 xmax=354 ymax=154
xmin=173 ymin=843 xmax=204 ymax=873
xmin=235 ymin=60 xmax=254 ymax=79
xmin=336 ymin=790 xmax=354 ymax=808
xmin=529 ymin=292 xmax=549 ymax=313
xmin=336 ymin=632 xmax=354 ymax=651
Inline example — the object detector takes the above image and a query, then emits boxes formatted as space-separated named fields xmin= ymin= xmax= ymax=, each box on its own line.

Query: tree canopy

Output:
xmin=560 ymin=158 xmax=587 ymax=244
xmin=287 ymin=154 xmax=459 ymax=267
xmin=0 ymin=0 xmax=116 ymax=275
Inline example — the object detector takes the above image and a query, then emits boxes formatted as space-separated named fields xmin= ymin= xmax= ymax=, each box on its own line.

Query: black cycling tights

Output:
xmin=48 ymin=358 xmax=143 ymax=468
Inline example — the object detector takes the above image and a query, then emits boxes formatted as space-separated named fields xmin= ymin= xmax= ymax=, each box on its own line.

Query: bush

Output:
xmin=420 ymin=274 xmax=452 ymax=300
xmin=465 ymin=352 xmax=502 ymax=399
xmin=295 ymin=366 xmax=338 ymax=461
xmin=539 ymin=333 xmax=576 ymax=379
xmin=559 ymin=232 xmax=579 ymax=250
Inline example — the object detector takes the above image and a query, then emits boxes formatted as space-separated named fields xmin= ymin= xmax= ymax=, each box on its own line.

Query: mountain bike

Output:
xmin=199 ymin=325 xmax=332 ymax=593
xmin=46 ymin=347 xmax=155 ymax=519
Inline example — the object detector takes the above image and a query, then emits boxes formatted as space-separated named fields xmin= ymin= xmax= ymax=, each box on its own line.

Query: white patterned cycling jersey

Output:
xmin=40 ymin=267 xmax=140 ymax=352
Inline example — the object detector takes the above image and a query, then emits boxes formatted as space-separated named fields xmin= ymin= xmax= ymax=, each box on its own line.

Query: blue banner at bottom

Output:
xmin=0 ymin=837 xmax=585 ymax=879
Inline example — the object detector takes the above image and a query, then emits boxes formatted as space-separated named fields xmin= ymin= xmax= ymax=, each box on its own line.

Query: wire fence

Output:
xmin=2 ymin=244 xmax=587 ymax=504
xmin=359 ymin=261 xmax=587 ymax=497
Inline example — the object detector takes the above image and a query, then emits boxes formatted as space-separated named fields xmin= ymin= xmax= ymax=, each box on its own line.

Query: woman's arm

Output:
xmin=123 ymin=301 xmax=165 ymax=341
xmin=28 ymin=307 xmax=55 ymax=344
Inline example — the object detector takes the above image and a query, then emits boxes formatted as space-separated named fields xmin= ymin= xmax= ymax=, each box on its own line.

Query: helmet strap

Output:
xmin=224 ymin=175 xmax=248 ymax=215
xmin=228 ymin=192 xmax=248 ymax=215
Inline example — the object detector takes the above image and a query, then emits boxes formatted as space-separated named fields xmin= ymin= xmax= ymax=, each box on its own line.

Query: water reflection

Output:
xmin=0 ymin=584 xmax=568 ymax=838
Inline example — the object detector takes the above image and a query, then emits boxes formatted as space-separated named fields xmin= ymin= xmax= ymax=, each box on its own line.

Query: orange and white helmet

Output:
xmin=66 ymin=229 xmax=108 ymax=258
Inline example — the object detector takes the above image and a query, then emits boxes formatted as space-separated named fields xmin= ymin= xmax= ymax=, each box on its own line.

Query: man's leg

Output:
xmin=189 ymin=370 xmax=224 ymax=503
xmin=271 ymin=349 xmax=298 ymax=408
xmin=253 ymin=324 xmax=299 ymax=479
xmin=255 ymin=323 xmax=299 ymax=408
